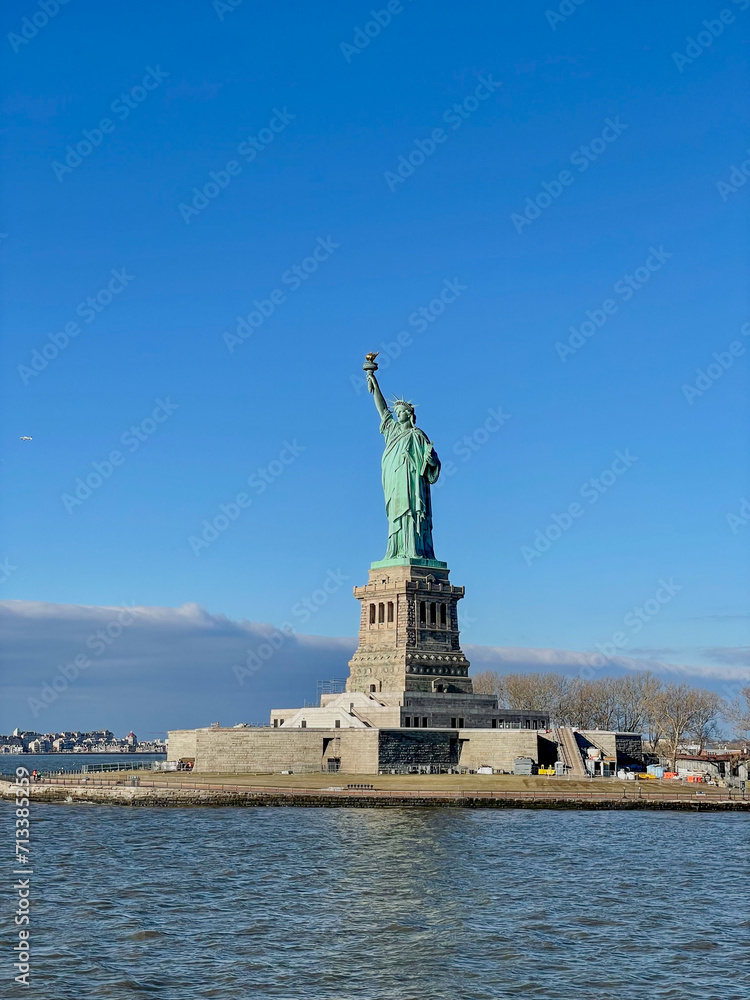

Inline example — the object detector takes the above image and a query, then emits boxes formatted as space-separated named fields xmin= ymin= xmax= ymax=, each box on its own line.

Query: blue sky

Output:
xmin=2 ymin=0 xmax=749 ymax=731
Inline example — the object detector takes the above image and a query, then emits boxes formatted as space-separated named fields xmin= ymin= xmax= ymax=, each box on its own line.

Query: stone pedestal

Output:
xmin=346 ymin=558 xmax=472 ymax=695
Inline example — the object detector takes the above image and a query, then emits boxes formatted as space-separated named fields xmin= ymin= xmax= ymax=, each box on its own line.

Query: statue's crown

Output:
xmin=391 ymin=396 xmax=416 ymax=412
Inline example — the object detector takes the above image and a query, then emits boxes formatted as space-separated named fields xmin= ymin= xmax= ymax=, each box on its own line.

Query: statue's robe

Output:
xmin=380 ymin=411 xmax=440 ymax=559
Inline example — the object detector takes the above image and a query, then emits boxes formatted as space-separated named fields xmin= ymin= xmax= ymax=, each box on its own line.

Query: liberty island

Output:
xmin=167 ymin=356 xmax=642 ymax=776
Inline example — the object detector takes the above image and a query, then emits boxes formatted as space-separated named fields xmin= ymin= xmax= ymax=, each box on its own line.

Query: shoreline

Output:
xmin=3 ymin=779 xmax=748 ymax=812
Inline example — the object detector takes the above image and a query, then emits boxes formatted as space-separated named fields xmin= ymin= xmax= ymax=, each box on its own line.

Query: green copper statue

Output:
xmin=364 ymin=353 xmax=441 ymax=561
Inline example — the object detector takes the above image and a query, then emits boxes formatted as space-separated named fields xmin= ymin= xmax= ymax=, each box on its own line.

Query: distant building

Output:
xmin=0 ymin=735 xmax=25 ymax=753
xmin=90 ymin=730 xmax=115 ymax=743
xmin=52 ymin=738 xmax=75 ymax=752
xmin=674 ymin=753 xmax=750 ymax=782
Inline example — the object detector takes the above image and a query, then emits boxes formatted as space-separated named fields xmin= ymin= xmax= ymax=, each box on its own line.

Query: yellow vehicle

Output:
xmin=538 ymin=766 xmax=556 ymax=775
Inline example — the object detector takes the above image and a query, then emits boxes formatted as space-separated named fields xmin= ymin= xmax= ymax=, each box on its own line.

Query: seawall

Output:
xmin=2 ymin=780 xmax=748 ymax=811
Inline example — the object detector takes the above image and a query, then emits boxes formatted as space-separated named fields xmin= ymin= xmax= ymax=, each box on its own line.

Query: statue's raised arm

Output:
xmin=365 ymin=355 xmax=390 ymax=423
xmin=361 ymin=352 xmax=440 ymax=563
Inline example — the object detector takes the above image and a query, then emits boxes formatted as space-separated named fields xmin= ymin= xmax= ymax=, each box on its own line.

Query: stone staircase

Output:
xmin=557 ymin=727 xmax=588 ymax=777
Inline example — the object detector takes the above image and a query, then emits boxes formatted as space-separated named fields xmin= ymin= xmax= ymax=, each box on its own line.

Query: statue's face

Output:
xmin=395 ymin=405 xmax=412 ymax=424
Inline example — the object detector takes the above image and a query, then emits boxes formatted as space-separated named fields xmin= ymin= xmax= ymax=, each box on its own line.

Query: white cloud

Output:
xmin=468 ymin=643 xmax=750 ymax=682
xmin=700 ymin=646 xmax=750 ymax=668
xmin=1 ymin=599 xmax=745 ymax=736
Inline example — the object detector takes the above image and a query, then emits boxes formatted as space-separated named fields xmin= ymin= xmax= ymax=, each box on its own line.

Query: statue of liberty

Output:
xmin=364 ymin=354 xmax=441 ymax=561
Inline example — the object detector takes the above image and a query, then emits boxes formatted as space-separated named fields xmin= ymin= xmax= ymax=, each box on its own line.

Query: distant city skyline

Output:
xmin=2 ymin=1 xmax=748 ymax=731
xmin=0 ymin=726 xmax=166 ymax=758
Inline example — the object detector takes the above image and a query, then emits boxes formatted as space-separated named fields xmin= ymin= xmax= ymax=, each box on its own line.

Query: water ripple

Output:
xmin=2 ymin=804 xmax=748 ymax=1000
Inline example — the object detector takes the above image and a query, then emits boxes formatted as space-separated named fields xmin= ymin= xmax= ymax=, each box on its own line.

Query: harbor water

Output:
xmin=0 ymin=752 xmax=165 ymax=776
xmin=1 ymin=804 xmax=747 ymax=999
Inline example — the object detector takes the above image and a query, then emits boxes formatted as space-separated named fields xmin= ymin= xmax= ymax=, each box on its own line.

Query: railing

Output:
xmin=552 ymin=728 xmax=569 ymax=770
xmin=0 ymin=761 xmax=160 ymax=779
xmin=82 ymin=760 xmax=157 ymax=773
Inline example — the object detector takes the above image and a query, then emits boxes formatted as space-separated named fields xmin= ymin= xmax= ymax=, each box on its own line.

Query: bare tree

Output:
xmin=688 ymin=690 xmax=723 ymax=753
xmin=593 ymin=677 xmax=620 ymax=729
xmin=653 ymin=683 xmax=710 ymax=771
xmin=472 ymin=670 xmax=504 ymax=699
xmin=471 ymin=668 xmax=722 ymax=762
xmin=643 ymin=682 xmax=667 ymax=752
xmin=611 ymin=672 xmax=662 ymax=733
xmin=725 ymin=685 xmax=750 ymax=741
xmin=472 ymin=670 xmax=571 ymax=719
xmin=502 ymin=672 xmax=568 ymax=717
xmin=557 ymin=679 xmax=604 ymax=729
